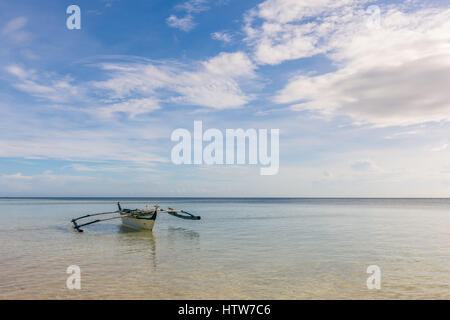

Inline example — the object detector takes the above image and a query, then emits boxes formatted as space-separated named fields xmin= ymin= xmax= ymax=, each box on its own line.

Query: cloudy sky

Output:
xmin=0 ymin=0 xmax=449 ymax=197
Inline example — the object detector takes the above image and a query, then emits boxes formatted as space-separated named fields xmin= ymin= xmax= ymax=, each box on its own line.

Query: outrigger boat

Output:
xmin=71 ymin=202 xmax=200 ymax=232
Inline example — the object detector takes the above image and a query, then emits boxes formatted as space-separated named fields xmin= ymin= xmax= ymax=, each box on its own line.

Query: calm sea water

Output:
xmin=0 ymin=198 xmax=449 ymax=299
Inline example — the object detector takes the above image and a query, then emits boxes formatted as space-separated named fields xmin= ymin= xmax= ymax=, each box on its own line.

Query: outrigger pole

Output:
xmin=71 ymin=210 xmax=152 ymax=232
xmin=71 ymin=211 xmax=119 ymax=222
xmin=72 ymin=215 xmax=123 ymax=233
xmin=167 ymin=208 xmax=201 ymax=220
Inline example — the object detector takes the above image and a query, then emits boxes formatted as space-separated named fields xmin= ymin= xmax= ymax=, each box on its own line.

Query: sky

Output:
xmin=0 ymin=0 xmax=449 ymax=197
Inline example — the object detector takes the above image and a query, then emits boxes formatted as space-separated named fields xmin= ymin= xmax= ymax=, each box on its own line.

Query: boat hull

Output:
xmin=121 ymin=215 xmax=156 ymax=231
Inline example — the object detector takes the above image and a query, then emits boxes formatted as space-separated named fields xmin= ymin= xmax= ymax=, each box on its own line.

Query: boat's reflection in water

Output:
xmin=167 ymin=226 xmax=200 ymax=240
xmin=116 ymin=225 xmax=158 ymax=269
xmin=116 ymin=225 xmax=200 ymax=269
xmin=167 ymin=226 xmax=200 ymax=246
xmin=118 ymin=225 xmax=156 ymax=236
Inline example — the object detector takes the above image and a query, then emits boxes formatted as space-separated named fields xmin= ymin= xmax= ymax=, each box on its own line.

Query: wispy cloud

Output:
xmin=96 ymin=98 xmax=161 ymax=119
xmin=2 ymin=17 xmax=27 ymax=34
xmin=102 ymin=0 xmax=119 ymax=8
xmin=69 ymin=163 xmax=157 ymax=173
xmin=351 ymin=160 xmax=381 ymax=172
xmin=211 ymin=31 xmax=233 ymax=43
xmin=166 ymin=14 xmax=196 ymax=31
xmin=243 ymin=0 xmax=355 ymax=65
xmin=3 ymin=51 xmax=256 ymax=118
xmin=431 ymin=143 xmax=448 ymax=152
xmin=1 ymin=16 xmax=31 ymax=44
xmin=166 ymin=0 xmax=209 ymax=31
xmin=5 ymin=65 xmax=83 ymax=103
xmin=0 ymin=171 xmax=99 ymax=195
xmin=0 ymin=117 xmax=169 ymax=166
xmin=93 ymin=52 xmax=256 ymax=110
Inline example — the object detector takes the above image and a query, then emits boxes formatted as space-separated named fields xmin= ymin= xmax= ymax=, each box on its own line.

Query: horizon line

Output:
xmin=1 ymin=196 xmax=449 ymax=199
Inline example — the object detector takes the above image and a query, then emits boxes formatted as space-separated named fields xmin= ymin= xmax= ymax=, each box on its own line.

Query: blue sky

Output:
xmin=0 ymin=0 xmax=449 ymax=197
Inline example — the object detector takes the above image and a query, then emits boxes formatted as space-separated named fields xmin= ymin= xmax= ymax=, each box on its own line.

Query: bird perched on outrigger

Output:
xmin=71 ymin=202 xmax=200 ymax=232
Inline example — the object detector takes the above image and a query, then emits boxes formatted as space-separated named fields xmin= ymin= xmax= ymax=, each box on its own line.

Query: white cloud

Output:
xmin=282 ymin=53 xmax=450 ymax=126
xmin=1 ymin=16 xmax=31 ymax=45
xmin=0 ymin=130 xmax=168 ymax=170
xmin=97 ymin=98 xmax=161 ymax=119
xmin=6 ymin=65 xmax=83 ymax=103
xmin=5 ymin=64 xmax=30 ymax=79
xmin=260 ymin=2 xmax=450 ymax=126
xmin=176 ymin=0 xmax=209 ymax=13
xmin=0 ymin=172 xmax=32 ymax=193
xmin=0 ymin=100 xmax=169 ymax=166
xmin=384 ymin=130 xmax=418 ymax=140
xmin=244 ymin=0 xmax=363 ymax=65
xmin=2 ymin=172 xmax=32 ymax=180
xmin=431 ymin=143 xmax=448 ymax=152
xmin=202 ymin=51 xmax=255 ymax=77
xmin=166 ymin=0 xmax=209 ymax=31
xmin=2 ymin=17 xmax=28 ymax=34
xmin=350 ymin=160 xmax=381 ymax=172
xmin=4 ymin=52 xmax=256 ymax=118
xmin=211 ymin=31 xmax=232 ymax=43
xmin=0 ymin=171 xmax=99 ymax=195
xmin=254 ymin=0 xmax=357 ymax=24
xmin=102 ymin=0 xmax=119 ymax=8
xmin=93 ymin=52 xmax=256 ymax=110
xmin=166 ymin=14 xmax=196 ymax=31
xmin=69 ymin=163 xmax=157 ymax=173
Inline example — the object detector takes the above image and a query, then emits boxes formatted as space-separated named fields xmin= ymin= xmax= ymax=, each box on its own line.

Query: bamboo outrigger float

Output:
xmin=71 ymin=202 xmax=200 ymax=232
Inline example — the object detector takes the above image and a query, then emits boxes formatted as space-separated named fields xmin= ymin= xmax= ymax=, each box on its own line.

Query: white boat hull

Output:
xmin=121 ymin=216 xmax=156 ymax=230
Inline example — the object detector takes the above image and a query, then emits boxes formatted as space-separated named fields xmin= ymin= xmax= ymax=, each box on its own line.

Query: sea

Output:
xmin=0 ymin=198 xmax=449 ymax=299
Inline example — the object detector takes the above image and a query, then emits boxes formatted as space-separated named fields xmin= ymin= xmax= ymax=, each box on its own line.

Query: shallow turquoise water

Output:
xmin=0 ymin=198 xmax=449 ymax=299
